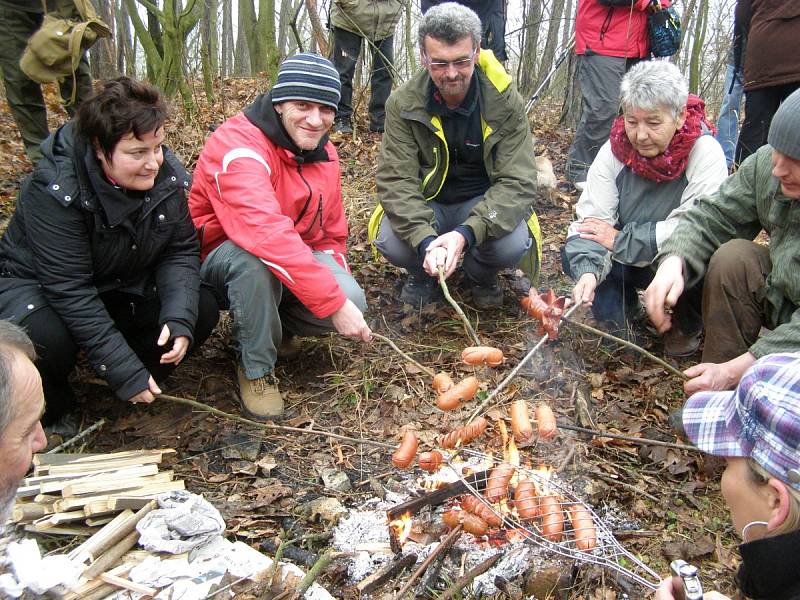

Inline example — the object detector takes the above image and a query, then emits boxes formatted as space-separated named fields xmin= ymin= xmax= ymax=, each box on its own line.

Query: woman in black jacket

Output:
xmin=0 ymin=77 xmax=218 ymax=425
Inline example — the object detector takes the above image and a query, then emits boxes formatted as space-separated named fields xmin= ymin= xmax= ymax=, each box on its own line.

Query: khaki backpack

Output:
xmin=20 ymin=0 xmax=111 ymax=104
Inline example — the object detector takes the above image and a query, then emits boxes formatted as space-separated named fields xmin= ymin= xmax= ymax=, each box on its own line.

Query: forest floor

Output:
xmin=0 ymin=80 xmax=739 ymax=599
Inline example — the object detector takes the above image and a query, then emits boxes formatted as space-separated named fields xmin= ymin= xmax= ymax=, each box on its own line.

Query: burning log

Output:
xmin=354 ymin=552 xmax=417 ymax=595
xmin=386 ymin=470 xmax=489 ymax=521
xmin=395 ymin=524 xmax=463 ymax=599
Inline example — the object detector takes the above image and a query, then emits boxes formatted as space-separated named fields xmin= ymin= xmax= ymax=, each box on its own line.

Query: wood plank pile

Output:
xmin=11 ymin=449 xmax=183 ymax=536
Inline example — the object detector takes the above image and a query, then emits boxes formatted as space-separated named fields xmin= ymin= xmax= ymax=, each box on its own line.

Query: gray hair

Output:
xmin=418 ymin=2 xmax=482 ymax=51
xmin=619 ymin=60 xmax=689 ymax=119
xmin=0 ymin=321 xmax=36 ymax=436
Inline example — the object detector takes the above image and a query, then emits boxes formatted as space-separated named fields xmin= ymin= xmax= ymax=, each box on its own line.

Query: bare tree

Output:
xmin=535 ymin=0 xmax=566 ymax=91
xmin=91 ymin=0 xmax=118 ymax=78
xmin=518 ymin=0 xmax=543 ymax=95
xmin=116 ymin=0 xmax=135 ymax=75
xmin=201 ymin=0 xmax=219 ymax=99
xmin=221 ymin=0 xmax=234 ymax=76
xmin=305 ymin=0 xmax=330 ymax=55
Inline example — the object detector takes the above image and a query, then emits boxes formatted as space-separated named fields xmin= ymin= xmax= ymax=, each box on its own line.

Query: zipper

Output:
xmin=293 ymin=164 xmax=313 ymax=226
xmin=300 ymin=193 xmax=324 ymax=236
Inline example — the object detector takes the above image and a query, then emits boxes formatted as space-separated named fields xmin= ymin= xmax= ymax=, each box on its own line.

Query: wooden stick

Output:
xmin=84 ymin=530 xmax=140 ymax=578
xmin=80 ymin=583 xmax=117 ymax=600
xmin=355 ymin=552 xmax=417 ymax=594
xmin=557 ymin=422 xmax=698 ymax=452
xmin=74 ymin=501 xmax=156 ymax=563
xmin=467 ymin=303 xmax=581 ymax=423
xmin=45 ymin=418 xmax=106 ymax=454
xmin=99 ymin=572 xmax=156 ymax=596
xmin=562 ymin=318 xmax=689 ymax=380
xmin=10 ymin=503 xmax=50 ymax=522
xmin=438 ymin=267 xmax=481 ymax=346
xmin=62 ymin=471 xmax=174 ymax=497
xmin=296 ymin=550 xmax=334 ymax=595
xmin=396 ymin=525 xmax=463 ymax=599
xmin=372 ymin=333 xmax=436 ymax=378
xmin=438 ymin=552 xmax=503 ymax=600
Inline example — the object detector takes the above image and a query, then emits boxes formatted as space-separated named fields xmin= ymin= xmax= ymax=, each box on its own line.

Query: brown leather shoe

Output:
xmin=663 ymin=329 xmax=702 ymax=357
xmin=237 ymin=366 xmax=283 ymax=419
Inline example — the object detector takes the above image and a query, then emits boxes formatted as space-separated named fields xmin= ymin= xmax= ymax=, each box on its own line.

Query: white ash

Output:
xmin=468 ymin=542 xmax=537 ymax=596
xmin=332 ymin=509 xmax=391 ymax=550
xmin=597 ymin=501 xmax=642 ymax=531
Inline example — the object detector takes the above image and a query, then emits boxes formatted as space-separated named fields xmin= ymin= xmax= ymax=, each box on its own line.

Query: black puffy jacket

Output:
xmin=0 ymin=121 xmax=201 ymax=400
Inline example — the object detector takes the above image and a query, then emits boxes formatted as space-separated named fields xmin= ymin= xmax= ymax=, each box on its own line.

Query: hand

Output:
xmin=572 ymin=272 xmax=598 ymax=306
xmin=128 ymin=376 xmax=161 ymax=404
xmin=654 ymin=577 xmax=730 ymax=600
xmin=683 ymin=352 xmax=756 ymax=395
xmin=157 ymin=324 xmax=190 ymax=365
xmin=331 ymin=299 xmax=372 ymax=342
xmin=645 ymin=255 xmax=685 ymax=333
xmin=576 ymin=217 xmax=618 ymax=251
xmin=423 ymin=231 xmax=466 ymax=279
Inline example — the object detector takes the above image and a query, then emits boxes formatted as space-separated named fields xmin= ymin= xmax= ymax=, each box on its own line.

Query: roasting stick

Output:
xmin=371 ymin=333 xmax=436 ymax=378
xmin=467 ymin=303 xmax=580 ymax=423
xmin=437 ymin=267 xmax=482 ymax=346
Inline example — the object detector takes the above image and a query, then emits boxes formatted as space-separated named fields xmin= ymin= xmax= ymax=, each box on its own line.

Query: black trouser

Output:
xmin=736 ymin=82 xmax=800 ymax=165
xmin=21 ymin=286 xmax=219 ymax=424
xmin=330 ymin=27 xmax=394 ymax=130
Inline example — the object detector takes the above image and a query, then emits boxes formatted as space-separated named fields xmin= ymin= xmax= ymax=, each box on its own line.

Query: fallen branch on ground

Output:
xmin=372 ymin=333 xmax=436 ymax=378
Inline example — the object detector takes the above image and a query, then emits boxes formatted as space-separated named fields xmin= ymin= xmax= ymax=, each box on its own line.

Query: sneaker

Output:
xmin=399 ymin=274 xmax=440 ymax=305
xmin=277 ymin=336 xmax=302 ymax=360
xmin=237 ymin=366 xmax=283 ymax=419
xmin=470 ymin=280 xmax=504 ymax=310
xmin=663 ymin=328 xmax=702 ymax=357
xmin=332 ymin=119 xmax=353 ymax=134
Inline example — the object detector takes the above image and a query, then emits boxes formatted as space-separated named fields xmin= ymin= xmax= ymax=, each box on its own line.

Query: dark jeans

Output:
xmin=21 ymin=286 xmax=219 ymax=424
xmin=736 ymin=82 xmax=800 ymax=165
xmin=331 ymin=27 xmax=393 ymax=130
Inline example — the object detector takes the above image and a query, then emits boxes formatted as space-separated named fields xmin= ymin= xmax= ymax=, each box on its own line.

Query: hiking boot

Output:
xmin=470 ymin=280 xmax=504 ymax=310
xmin=333 ymin=119 xmax=353 ymax=134
xmin=399 ymin=274 xmax=439 ymax=305
xmin=237 ymin=366 xmax=283 ymax=419
xmin=663 ymin=328 xmax=702 ymax=357
xmin=277 ymin=336 xmax=302 ymax=360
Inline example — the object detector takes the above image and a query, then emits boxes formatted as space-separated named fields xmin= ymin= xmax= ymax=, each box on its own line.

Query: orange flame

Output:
xmin=389 ymin=512 xmax=413 ymax=546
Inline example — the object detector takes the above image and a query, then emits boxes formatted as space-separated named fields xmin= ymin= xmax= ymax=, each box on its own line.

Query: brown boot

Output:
xmin=663 ymin=328 xmax=702 ymax=357
xmin=237 ymin=366 xmax=283 ymax=419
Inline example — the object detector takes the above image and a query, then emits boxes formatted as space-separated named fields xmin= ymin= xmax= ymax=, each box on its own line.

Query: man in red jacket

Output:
xmin=565 ymin=0 xmax=663 ymax=188
xmin=189 ymin=54 xmax=371 ymax=420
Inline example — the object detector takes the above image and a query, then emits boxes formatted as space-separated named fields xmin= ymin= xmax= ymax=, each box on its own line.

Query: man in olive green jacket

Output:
xmin=371 ymin=2 xmax=541 ymax=309
xmin=646 ymin=88 xmax=800 ymax=396
xmin=330 ymin=0 xmax=402 ymax=132
xmin=0 ymin=0 xmax=92 ymax=162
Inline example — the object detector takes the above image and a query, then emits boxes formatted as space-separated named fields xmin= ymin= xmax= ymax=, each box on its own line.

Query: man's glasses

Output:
xmin=424 ymin=49 xmax=477 ymax=71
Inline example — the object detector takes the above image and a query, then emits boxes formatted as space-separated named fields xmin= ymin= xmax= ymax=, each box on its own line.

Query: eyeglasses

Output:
xmin=424 ymin=49 xmax=477 ymax=71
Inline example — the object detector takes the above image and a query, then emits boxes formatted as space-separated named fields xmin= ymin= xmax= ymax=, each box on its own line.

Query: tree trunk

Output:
xmin=559 ymin=51 xmax=580 ymax=128
xmin=91 ymin=0 xmax=117 ymax=78
xmin=116 ymin=0 xmax=135 ymax=75
xmin=561 ymin=0 xmax=574 ymax=50
xmin=688 ymin=0 xmax=708 ymax=93
xmin=201 ymin=0 xmax=218 ymax=101
xmin=145 ymin=4 xmax=163 ymax=81
xmin=234 ymin=0 xmax=251 ymax=74
xmin=221 ymin=0 xmax=234 ymax=76
xmin=404 ymin=0 xmax=416 ymax=76
xmin=305 ymin=0 xmax=329 ymax=56
xmin=518 ymin=0 xmax=543 ymax=96
xmin=535 ymin=0 xmax=566 ymax=92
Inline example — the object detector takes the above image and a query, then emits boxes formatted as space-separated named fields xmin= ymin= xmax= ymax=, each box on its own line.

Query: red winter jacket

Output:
xmin=575 ymin=0 xmax=667 ymax=59
xmin=189 ymin=95 xmax=349 ymax=319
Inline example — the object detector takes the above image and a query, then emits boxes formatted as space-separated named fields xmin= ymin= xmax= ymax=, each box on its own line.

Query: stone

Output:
xmin=318 ymin=467 xmax=352 ymax=492
xmin=304 ymin=497 xmax=347 ymax=525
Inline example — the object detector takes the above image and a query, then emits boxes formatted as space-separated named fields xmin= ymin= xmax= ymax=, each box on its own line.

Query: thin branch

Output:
xmin=467 ymin=303 xmax=581 ymax=423
xmin=438 ymin=267 xmax=481 ymax=346
xmin=372 ymin=333 xmax=436 ymax=378
xmin=438 ymin=552 xmax=503 ymax=600
xmin=562 ymin=318 xmax=689 ymax=380
xmin=396 ymin=525 xmax=463 ymax=598
xmin=558 ymin=422 xmax=699 ymax=452
xmin=46 ymin=418 xmax=106 ymax=454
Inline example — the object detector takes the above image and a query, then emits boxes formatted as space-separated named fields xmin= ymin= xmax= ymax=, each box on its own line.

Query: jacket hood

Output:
xmin=243 ymin=92 xmax=331 ymax=164
xmin=737 ymin=528 xmax=800 ymax=599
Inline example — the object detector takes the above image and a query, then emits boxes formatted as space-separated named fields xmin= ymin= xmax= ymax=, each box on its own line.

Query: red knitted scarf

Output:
xmin=609 ymin=94 xmax=714 ymax=182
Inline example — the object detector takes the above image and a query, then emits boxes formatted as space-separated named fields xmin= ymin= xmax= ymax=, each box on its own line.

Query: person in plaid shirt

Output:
xmin=655 ymin=353 xmax=800 ymax=600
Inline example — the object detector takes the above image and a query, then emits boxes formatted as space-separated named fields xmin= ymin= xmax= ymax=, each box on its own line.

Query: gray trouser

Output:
xmin=201 ymin=241 xmax=367 ymax=379
xmin=374 ymin=195 xmax=531 ymax=286
xmin=565 ymin=53 xmax=634 ymax=183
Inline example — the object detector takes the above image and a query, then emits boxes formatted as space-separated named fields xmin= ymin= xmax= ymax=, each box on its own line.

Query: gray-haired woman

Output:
xmin=563 ymin=60 xmax=727 ymax=355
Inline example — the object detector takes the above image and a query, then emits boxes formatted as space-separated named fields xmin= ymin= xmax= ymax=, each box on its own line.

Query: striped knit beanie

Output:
xmin=768 ymin=88 xmax=800 ymax=160
xmin=271 ymin=53 xmax=341 ymax=110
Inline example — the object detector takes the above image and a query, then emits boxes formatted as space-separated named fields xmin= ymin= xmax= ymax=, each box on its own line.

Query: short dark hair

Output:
xmin=76 ymin=77 xmax=169 ymax=161
xmin=0 ymin=321 xmax=36 ymax=436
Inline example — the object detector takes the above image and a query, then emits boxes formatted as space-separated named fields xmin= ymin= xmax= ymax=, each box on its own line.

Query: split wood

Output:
xmin=438 ymin=551 xmax=503 ymax=600
xmin=372 ymin=333 xmax=435 ymax=378
xmin=396 ymin=524 xmax=463 ymax=599
xmin=438 ymin=267 xmax=481 ymax=346
xmin=562 ymin=317 xmax=689 ymax=381
xmin=467 ymin=302 xmax=581 ymax=423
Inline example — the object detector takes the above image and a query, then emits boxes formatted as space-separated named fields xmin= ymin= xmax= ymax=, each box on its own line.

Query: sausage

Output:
xmin=513 ymin=480 xmax=539 ymax=521
xmin=432 ymin=372 xmax=454 ymax=393
xmin=391 ymin=430 xmax=418 ymax=469
xmin=418 ymin=450 xmax=443 ymax=472
xmin=439 ymin=417 xmax=488 ymax=449
xmin=442 ymin=509 xmax=488 ymax=536
xmin=436 ymin=376 xmax=480 ymax=411
xmin=566 ymin=503 xmax=597 ymax=551
xmin=521 ymin=289 xmax=567 ymax=339
xmin=539 ymin=494 xmax=564 ymax=542
xmin=461 ymin=346 xmax=504 ymax=367
xmin=510 ymin=400 xmax=533 ymax=442
xmin=535 ymin=403 xmax=557 ymax=440
xmin=485 ymin=462 xmax=515 ymax=503
xmin=460 ymin=495 xmax=503 ymax=527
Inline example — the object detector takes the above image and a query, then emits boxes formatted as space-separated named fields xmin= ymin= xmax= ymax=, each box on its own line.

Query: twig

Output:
xmin=558 ymin=422 xmax=698 ymax=452
xmin=438 ymin=552 xmax=503 ymax=600
xmin=563 ymin=318 xmax=689 ymax=380
xmin=372 ymin=333 xmax=436 ymax=378
xmin=589 ymin=470 xmax=660 ymax=503
xmin=467 ymin=303 xmax=580 ymax=422
xmin=46 ymin=418 xmax=106 ymax=454
xmin=157 ymin=394 xmax=395 ymax=450
xmin=396 ymin=524 xmax=463 ymax=599
xmin=296 ymin=550 xmax=334 ymax=595
xmin=438 ymin=267 xmax=481 ymax=346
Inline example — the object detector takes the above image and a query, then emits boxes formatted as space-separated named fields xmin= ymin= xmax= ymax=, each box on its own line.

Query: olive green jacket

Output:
xmin=371 ymin=50 xmax=541 ymax=274
xmin=657 ymin=145 xmax=800 ymax=358
xmin=330 ymin=0 xmax=402 ymax=41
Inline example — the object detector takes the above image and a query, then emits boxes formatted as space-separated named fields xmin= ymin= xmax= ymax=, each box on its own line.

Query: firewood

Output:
xmin=23 ymin=524 xmax=96 ymax=536
xmin=84 ymin=530 xmax=139 ymax=578
xmin=99 ymin=573 xmax=156 ymax=596
xmin=71 ymin=501 xmax=154 ymax=563
xmin=36 ymin=464 xmax=160 ymax=494
xmin=355 ymin=552 xmax=417 ymax=594
xmin=30 ymin=510 xmax=86 ymax=529
xmin=62 ymin=471 xmax=173 ymax=497
xmin=10 ymin=502 xmax=50 ymax=522
xmin=39 ymin=454 xmax=166 ymax=476
xmin=33 ymin=449 xmax=174 ymax=467
xmin=55 ymin=480 xmax=184 ymax=512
